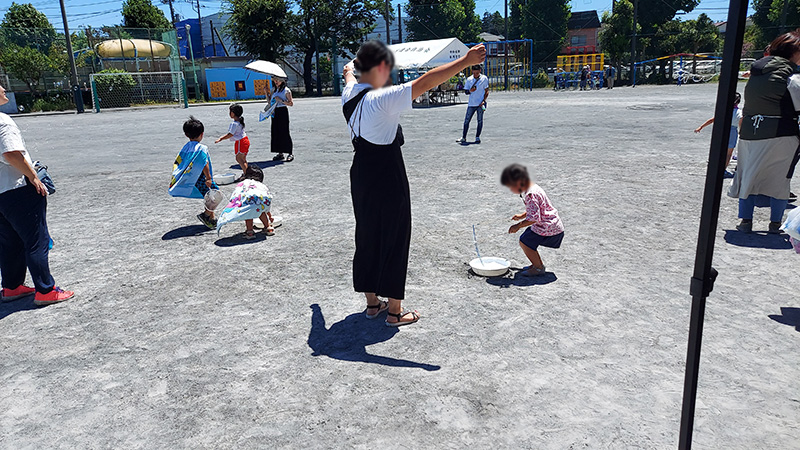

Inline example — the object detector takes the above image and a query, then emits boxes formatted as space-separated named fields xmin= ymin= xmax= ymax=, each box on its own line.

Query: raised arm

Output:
xmin=411 ymin=45 xmax=486 ymax=99
xmin=343 ymin=62 xmax=356 ymax=86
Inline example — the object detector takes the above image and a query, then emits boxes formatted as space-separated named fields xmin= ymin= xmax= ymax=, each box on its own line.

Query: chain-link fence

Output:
xmin=90 ymin=71 xmax=187 ymax=112
xmin=0 ymin=26 xmax=180 ymax=112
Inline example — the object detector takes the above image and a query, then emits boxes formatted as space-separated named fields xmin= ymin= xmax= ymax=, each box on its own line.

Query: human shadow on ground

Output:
xmin=214 ymin=232 xmax=266 ymax=247
xmin=480 ymin=268 xmax=558 ymax=288
xmin=230 ymin=160 xmax=284 ymax=170
xmin=723 ymin=230 xmax=792 ymax=250
xmin=769 ymin=307 xmax=800 ymax=332
xmin=0 ymin=296 xmax=38 ymax=321
xmin=162 ymin=225 xmax=212 ymax=241
xmin=308 ymin=304 xmax=440 ymax=371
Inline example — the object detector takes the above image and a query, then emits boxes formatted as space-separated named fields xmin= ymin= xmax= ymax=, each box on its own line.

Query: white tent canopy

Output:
xmin=389 ymin=38 xmax=469 ymax=70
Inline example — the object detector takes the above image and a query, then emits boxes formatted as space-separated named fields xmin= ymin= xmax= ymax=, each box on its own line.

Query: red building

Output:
xmin=563 ymin=10 xmax=602 ymax=55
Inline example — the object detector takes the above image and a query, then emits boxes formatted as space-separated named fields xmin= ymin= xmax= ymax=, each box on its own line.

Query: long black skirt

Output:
xmin=350 ymin=140 xmax=411 ymax=300
xmin=271 ymin=107 xmax=293 ymax=154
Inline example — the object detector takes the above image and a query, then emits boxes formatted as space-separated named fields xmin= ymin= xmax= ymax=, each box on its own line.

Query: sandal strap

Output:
xmin=388 ymin=311 xmax=418 ymax=319
xmin=366 ymin=301 xmax=386 ymax=310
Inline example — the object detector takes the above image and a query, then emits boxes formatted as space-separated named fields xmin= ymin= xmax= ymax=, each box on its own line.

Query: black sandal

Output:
xmin=365 ymin=300 xmax=388 ymax=319
xmin=385 ymin=310 xmax=420 ymax=327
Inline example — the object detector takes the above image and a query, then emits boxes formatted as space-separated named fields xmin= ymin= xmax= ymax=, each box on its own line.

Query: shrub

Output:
xmin=31 ymin=95 xmax=72 ymax=112
xmin=94 ymin=69 xmax=136 ymax=108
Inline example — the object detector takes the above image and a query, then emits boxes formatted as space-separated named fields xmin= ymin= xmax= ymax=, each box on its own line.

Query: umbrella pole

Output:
xmin=678 ymin=1 xmax=747 ymax=448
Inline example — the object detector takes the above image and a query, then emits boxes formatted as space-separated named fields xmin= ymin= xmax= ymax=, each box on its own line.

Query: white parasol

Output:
xmin=244 ymin=60 xmax=287 ymax=78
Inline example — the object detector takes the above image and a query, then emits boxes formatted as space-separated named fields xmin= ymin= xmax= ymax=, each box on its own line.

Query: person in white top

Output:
xmin=694 ymin=91 xmax=743 ymax=178
xmin=457 ymin=65 xmax=489 ymax=144
xmin=0 ymin=84 xmax=74 ymax=306
xmin=342 ymin=40 xmax=485 ymax=327
xmin=265 ymin=78 xmax=294 ymax=162
xmin=215 ymin=103 xmax=250 ymax=181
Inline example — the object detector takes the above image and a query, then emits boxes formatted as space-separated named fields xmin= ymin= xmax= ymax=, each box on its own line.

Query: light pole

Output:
xmin=185 ymin=24 xmax=202 ymax=101
xmin=58 ymin=0 xmax=84 ymax=113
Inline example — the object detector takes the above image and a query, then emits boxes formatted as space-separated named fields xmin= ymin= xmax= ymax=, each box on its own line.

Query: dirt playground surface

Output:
xmin=1 ymin=83 xmax=798 ymax=448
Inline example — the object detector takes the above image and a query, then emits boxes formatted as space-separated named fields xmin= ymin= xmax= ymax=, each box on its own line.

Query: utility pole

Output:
xmin=504 ymin=0 xmax=509 ymax=90
xmin=780 ymin=0 xmax=790 ymax=33
xmin=630 ymin=0 xmax=638 ymax=87
xmin=196 ymin=0 xmax=204 ymax=57
xmin=385 ymin=0 xmax=391 ymax=44
xmin=167 ymin=0 xmax=176 ymax=24
xmin=398 ymin=4 xmax=403 ymax=43
xmin=58 ymin=0 xmax=84 ymax=113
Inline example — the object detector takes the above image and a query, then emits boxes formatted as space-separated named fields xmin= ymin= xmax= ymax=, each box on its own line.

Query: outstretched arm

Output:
xmin=695 ymin=117 xmax=714 ymax=133
xmin=411 ymin=45 xmax=486 ymax=99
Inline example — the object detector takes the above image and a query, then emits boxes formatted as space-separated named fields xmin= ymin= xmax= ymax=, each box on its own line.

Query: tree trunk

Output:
xmin=303 ymin=48 xmax=315 ymax=95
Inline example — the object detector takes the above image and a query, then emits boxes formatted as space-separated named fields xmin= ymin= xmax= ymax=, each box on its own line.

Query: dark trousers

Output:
xmin=462 ymin=105 xmax=484 ymax=140
xmin=0 ymin=182 xmax=55 ymax=293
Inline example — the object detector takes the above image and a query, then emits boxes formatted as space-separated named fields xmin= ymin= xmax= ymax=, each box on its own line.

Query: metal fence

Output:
xmin=466 ymin=39 xmax=536 ymax=91
xmin=90 ymin=71 xmax=187 ymax=112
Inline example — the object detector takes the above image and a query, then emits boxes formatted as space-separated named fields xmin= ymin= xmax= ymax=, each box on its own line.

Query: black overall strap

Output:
xmin=343 ymin=88 xmax=371 ymax=124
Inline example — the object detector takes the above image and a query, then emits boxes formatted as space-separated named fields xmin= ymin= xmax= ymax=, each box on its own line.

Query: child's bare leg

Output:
xmin=236 ymin=153 xmax=248 ymax=175
xmin=520 ymin=241 xmax=544 ymax=270
xmin=245 ymin=219 xmax=254 ymax=233
xmin=260 ymin=212 xmax=274 ymax=234
xmin=726 ymin=147 xmax=734 ymax=168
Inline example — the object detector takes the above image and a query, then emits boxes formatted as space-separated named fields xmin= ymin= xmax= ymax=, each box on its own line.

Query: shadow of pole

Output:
xmin=307 ymin=304 xmax=440 ymax=371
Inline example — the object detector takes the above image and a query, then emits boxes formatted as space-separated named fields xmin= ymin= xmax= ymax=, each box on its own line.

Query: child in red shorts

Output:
xmin=215 ymin=103 xmax=250 ymax=182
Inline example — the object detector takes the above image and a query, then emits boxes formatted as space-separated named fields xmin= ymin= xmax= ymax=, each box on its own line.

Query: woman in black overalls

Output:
xmin=342 ymin=40 xmax=485 ymax=327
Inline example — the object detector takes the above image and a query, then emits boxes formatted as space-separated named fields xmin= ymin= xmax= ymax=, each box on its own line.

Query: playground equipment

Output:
xmin=632 ymin=53 xmax=722 ymax=87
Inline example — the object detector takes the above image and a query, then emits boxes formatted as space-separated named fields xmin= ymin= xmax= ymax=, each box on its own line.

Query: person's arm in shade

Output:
xmin=215 ymin=133 xmax=233 ymax=144
xmin=482 ymin=82 xmax=489 ymax=106
xmin=203 ymin=162 xmax=213 ymax=188
xmin=282 ymin=90 xmax=294 ymax=107
xmin=3 ymin=151 xmax=47 ymax=196
xmin=412 ymin=45 xmax=486 ymax=99
xmin=509 ymin=219 xmax=534 ymax=234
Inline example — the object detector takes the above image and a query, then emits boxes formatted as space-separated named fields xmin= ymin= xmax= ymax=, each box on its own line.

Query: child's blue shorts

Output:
xmin=728 ymin=126 xmax=738 ymax=149
xmin=520 ymin=228 xmax=564 ymax=251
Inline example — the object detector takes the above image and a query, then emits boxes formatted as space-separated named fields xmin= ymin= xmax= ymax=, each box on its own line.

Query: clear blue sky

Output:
xmin=0 ymin=0 xmax=755 ymax=31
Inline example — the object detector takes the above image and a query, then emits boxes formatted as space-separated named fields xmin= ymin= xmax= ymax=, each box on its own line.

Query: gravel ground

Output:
xmin=1 ymin=83 xmax=798 ymax=449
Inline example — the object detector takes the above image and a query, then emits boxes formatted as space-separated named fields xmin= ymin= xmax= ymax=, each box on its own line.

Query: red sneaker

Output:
xmin=34 ymin=287 xmax=74 ymax=306
xmin=1 ymin=285 xmax=36 ymax=302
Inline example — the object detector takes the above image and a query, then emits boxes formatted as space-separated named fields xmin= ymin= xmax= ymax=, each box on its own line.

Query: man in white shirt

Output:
xmin=458 ymin=65 xmax=489 ymax=144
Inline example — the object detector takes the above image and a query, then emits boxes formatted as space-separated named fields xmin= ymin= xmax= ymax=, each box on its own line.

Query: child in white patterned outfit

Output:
xmin=502 ymin=163 xmax=565 ymax=276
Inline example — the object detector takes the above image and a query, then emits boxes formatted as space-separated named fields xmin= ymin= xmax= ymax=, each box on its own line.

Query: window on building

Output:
xmin=571 ymin=35 xmax=587 ymax=46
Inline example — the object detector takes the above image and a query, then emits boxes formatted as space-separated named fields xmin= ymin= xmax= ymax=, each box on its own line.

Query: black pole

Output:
xmin=385 ymin=0 xmax=391 ymax=44
xmin=167 ymin=0 xmax=176 ymax=24
xmin=678 ymin=0 xmax=748 ymax=448
xmin=504 ymin=0 xmax=509 ymax=90
xmin=196 ymin=0 xmax=204 ymax=58
xmin=210 ymin=20 xmax=217 ymax=57
xmin=59 ymin=0 xmax=84 ymax=113
xmin=630 ymin=0 xmax=638 ymax=86
xmin=398 ymin=4 xmax=403 ymax=43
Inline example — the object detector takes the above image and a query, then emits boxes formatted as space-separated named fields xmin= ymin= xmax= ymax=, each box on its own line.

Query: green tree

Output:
xmin=293 ymin=0 xmax=379 ymax=94
xmin=405 ymin=0 xmax=481 ymax=43
xmin=481 ymin=11 xmax=505 ymax=36
xmin=508 ymin=0 xmax=524 ymax=39
xmin=599 ymin=0 xmax=636 ymax=65
xmin=0 ymin=44 xmax=51 ymax=92
xmin=121 ymin=0 xmax=171 ymax=30
xmin=638 ymin=0 xmax=699 ymax=35
xmin=224 ymin=0 xmax=293 ymax=61
xmin=518 ymin=0 xmax=570 ymax=62
xmin=678 ymin=13 xmax=719 ymax=54
xmin=0 ymin=3 xmax=55 ymax=53
xmin=751 ymin=0 xmax=800 ymax=51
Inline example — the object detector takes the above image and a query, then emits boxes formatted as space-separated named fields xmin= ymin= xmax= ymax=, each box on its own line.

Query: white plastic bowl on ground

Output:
xmin=215 ymin=173 xmax=236 ymax=185
xmin=469 ymin=257 xmax=510 ymax=277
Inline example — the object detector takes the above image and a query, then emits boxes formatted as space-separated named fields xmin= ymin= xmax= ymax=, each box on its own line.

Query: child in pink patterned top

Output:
xmin=502 ymin=163 xmax=564 ymax=276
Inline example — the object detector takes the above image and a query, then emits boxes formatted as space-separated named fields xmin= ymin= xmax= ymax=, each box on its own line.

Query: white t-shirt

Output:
xmin=731 ymin=106 xmax=743 ymax=128
xmin=0 ymin=113 xmax=32 ymax=195
xmin=228 ymin=120 xmax=246 ymax=141
xmin=342 ymin=81 xmax=413 ymax=145
xmin=272 ymin=87 xmax=291 ymax=108
xmin=788 ymin=74 xmax=800 ymax=112
xmin=464 ymin=74 xmax=489 ymax=107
